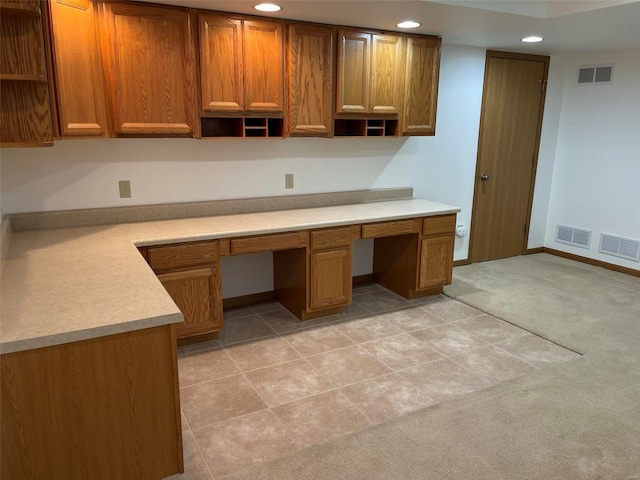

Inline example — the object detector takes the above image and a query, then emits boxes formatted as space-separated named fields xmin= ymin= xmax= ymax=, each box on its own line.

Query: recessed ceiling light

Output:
xmin=521 ymin=36 xmax=544 ymax=43
xmin=254 ymin=3 xmax=281 ymax=12
xmin=397 ymin=20 xmax=421 ymax=29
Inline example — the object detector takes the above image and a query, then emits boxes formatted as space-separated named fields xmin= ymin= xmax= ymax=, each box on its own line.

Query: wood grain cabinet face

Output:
xmin=419 ymin=234 xmax=454 ymax=289
xmin=158 ymin=266 xmax=223 ymax=338
xmin=287 ymin=23 xmax=334 ymax=136
xmin=369 ymin=33 xmax=404 ymax=115
xmin=336 ymin=29 xmax=369 ymax=114
xmin=49 ymin=0 xmax=108 ymax=136
xmin=309 ymin=248 xmax=352 ymax=311
xmin=99 ymin=3 xmax=196 ymax=136
xmin=402 ymin=36 xmax=441 ymax=136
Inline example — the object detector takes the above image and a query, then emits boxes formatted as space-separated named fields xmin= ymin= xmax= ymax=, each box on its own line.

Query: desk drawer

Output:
xmin=310 ymin=227 xmax=352 ymax=250
xmin=423 ymin=214 xmax=456 ymax=236
xmin=362 ymin=219 xmax=421 ymax=239
xmin=148 ymin=241 xmax=219 ymax=272
xmin=231 ymin=231 xmax=308 ymax=255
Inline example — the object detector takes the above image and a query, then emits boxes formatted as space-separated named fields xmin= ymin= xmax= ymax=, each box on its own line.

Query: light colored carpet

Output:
xmin=224 ymin=253 xmax=640 ymax=480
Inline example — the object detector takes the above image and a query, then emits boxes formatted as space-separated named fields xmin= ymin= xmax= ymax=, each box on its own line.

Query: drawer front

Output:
xmin=148 ymin=241 xmax=219 ymax=271
xmin=310 ymin=227 xmax=353 ymax=250
xmin=423 ymin=214 xmax=456 ymax=236
xmin=361 ymin=219 xmax=421 ymax=239
xmin=231 ymin=231 xmax=308 ymax=255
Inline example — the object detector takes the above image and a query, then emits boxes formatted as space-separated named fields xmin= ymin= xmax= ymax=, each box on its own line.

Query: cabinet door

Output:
xmin=158 ymin=267 xmax=223 ymax=338
xmin=99 ymin=3 xmax=196 ymax=136
xmin=418 ymin=234 xmax=453 ymax=290
xmin=336 ymin=29 xmax=369 ymax=114
xmin=49 ymin=0 xmax=108 ymax=136
xmin=402 ymin=36 xmax=441 ymax=135
xmin=199 ymin=14 xmax=243 ymax=112
xmin=309 ymin=249 xmax=352 ymax=311
xmin=287 ymin=23 xmax=334 ymax=137
xmin=243 ymin=19 xmax=284 ymax=112
xmin=370 ymin=33 xmax=404 ymax=115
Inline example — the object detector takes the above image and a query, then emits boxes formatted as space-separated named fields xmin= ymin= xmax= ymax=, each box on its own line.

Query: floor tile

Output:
xmin=280 ymin=324 xmax=354 ymax=357
xmin=408 ymin=293 xmax=447 ymax=305
xmin=250 ymin=301 xmax=285 ymax=314
xmin=323 ymin=302 xmax=370 ymax=322
xmin=340 ymin=373 xmax=434 ymax=425
xmin=218 ymin=314 xmax=277 ymax=346
xmin=307 ymin=345 xmax=392 ymax=388
xmin=259 ymin=309 xmax=326 ymax=333
xmin=375 ymin=306 xmax=447 ymax=332
xmin=454 ymin=314 xmax=530 ymax=344
xmin=399 ymin=357 xmax=492 ymax=403
xmin=497 ymin=334 xmax=581 ymax=368
xmin=272 ymin=390 xmax=370 ymax=449
xmin=419 ymin=297 xmax=485 ymax=321
xmin=181 ymin=374 xmax=266 ymax=428
xmin=224 ymin=306 xmax=255 ymax=321
xmin=181 ymin=409 xmax=190 ymax=432
xmin=352 ymin=283 xmax=385 ymax=296
xmin=181 ymin=429 xmax=213 ymax=480
xmin=178 ymin=340 xmax=222 ymax=356
xmin=332 ymin=315 xmax=404 ymax=343
xmin=362 ymin=333 xmax=444 ymax=370
xmin=193 ymin=409 xmax=297 ymax=477
xmin=410 ymin=323 xmax=491 ymax=356
xmin=244 ymin=359 xmax=333 ymax=407
xmin=450 ymin=345 xmax=537 ymax=384
xmin=224 ymin=336 xmax=301 ymax=372
xmin=178 ymin=347 xmax=240 ymax=388
xmin=352 ymin=290 xmax=410 ymax=313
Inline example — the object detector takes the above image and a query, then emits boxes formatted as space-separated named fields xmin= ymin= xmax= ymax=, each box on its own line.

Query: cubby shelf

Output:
xmin=334 ymin=118 xmax=398 ymax=137
xmin=201 ymin=117 xmax=284 ymax=138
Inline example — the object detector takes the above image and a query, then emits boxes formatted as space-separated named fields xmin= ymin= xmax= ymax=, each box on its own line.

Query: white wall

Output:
xmin=0 ymin=44 xmax=487 ymax=296
xmin=543 ymin=48 xmax=640 ymax=270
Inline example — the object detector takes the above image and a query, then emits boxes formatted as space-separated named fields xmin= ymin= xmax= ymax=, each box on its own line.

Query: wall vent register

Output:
xmin=577 ymin=64 xmax=614 ymax=85
xmin=556 ymin=224 xmax=592 ymax=249
xmin=599 ymin=233 xmax=640 ymax=262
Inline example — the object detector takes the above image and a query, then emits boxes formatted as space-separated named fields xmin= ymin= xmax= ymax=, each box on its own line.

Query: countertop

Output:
xmin=0 ymin=199 xmax=460 ymax=354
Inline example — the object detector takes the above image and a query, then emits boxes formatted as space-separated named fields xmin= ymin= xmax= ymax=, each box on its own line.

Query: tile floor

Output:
xmin=176 ymin=284 xmax=580 ymax=479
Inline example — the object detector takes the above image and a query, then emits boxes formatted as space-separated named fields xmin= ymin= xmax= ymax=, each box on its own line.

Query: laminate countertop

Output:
xmin=0 ymin=199 xmax=460 ymax=354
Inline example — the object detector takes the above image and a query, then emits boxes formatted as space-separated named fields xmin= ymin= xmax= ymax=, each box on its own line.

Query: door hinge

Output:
xmin=524 ymin=225 xmax=529 ymax=234
xmin=539 ymin=79 xmax=548 ymax=91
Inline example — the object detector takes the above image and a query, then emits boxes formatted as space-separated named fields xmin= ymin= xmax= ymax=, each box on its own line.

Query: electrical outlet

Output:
xmin=285 ymin=173 xmax=294 ymax=189
xmin=118 ymin=180 xmax=131 ymax=198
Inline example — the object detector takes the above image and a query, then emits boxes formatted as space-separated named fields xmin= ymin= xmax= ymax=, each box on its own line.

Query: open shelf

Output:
xmin=334 ymin=118 xmax=399 ymax=137
xmin=201 ymin=117 xmax=283 ymax=138
xmin=0 ymin=73 xmax=47 ymax=82
xmin=0 ymin=1 xmax=41 ymax=16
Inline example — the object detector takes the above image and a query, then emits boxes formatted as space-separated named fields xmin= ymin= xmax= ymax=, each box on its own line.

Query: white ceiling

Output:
xmin=139 ymin=0 xmax=640 ymax=54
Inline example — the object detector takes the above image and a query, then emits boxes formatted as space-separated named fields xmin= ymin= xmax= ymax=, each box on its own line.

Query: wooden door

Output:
xmin=419 ymin=235 xmax=454 ymax=289
xmin=336 ymin=29 xmax=369 ymax=114
xmin=369 ymin=33 xmax=404 ymax=115
xmin=198 ymin=14 xmax=243 ymax=112
xmin=470 ymin=51 xmax=549 ymax=262
xmin=158 ymin=267 xmax=223 ymax=338
xmin=49 ymin=0 xmax=108 ymax=136
xmin=402 ymin=36 xmax=441 ymax=135
xmin=287 ymin=23 xmax=334 ymax=137
xmin=243 ymin=19 xmax=284 ymax=112
xmin=309 ymin=249 xmax=352 ymax=310
xmin=99 ymin=3 xmax=196 ymax=136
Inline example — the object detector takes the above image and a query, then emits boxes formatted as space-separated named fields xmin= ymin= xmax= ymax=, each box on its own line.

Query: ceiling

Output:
xmin=138 ymin=0 xmax=640 ymax=54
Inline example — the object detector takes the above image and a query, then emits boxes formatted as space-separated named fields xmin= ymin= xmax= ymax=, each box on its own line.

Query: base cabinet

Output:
xmin=309 ymin=248 xmax=352 ymax=310
xmin=419 ymin=234 xmax=454 ymax=289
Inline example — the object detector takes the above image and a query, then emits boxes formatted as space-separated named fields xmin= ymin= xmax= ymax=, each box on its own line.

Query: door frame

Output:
xmin=469 ymin=50 xmax=550 ymax=263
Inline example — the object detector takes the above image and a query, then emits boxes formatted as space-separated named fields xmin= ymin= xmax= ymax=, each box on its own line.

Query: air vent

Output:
xmin=577 ymin=64 xmax=614 ymax=85
xmin=599 ymin=233 xmax=640 ymax=262
xmin=556 ymin=225 xmax=592 ymax=249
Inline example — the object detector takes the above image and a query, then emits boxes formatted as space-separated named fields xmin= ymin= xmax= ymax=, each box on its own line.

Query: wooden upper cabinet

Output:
xmin=199 ymin=14 xmax=243 ymax=112
xmin=198 ymin=13 xmax=284 ymax=114
xmin=287 ymin=23 xmax=334 ymax=137
xmin=336 ymin=29 xmax=404 ymax=116
xmin=49 ymin=0 xmax=108 ymax=137
xmin=402 ymin=36 xmax=441 ymax=136
xmin=98 ymin=2 xmax=196 ymax=136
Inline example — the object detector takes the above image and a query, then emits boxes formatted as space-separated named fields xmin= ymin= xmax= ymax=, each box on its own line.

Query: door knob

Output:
xmin=480 ymin=174 xmax=489 ymax=182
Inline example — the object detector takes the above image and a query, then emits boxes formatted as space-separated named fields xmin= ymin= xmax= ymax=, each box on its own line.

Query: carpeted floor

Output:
xmin=223 ymin=253 xmax=640 ymax=480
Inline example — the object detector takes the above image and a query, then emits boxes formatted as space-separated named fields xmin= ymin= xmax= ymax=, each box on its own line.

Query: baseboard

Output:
xmin=526 ymin=247 xmax=544 ymax=254
xmin=353 ymin=274 xmax=375 ymax=285
xmin=543 ymin=247 xmax=640 ymax=277
xmin=453 ymin=259 xmax=472 ymax=267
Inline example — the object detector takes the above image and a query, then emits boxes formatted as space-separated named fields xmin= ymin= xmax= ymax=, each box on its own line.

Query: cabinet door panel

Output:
xmin=50 ymin=0 xmax=108 ymax=136
xmin=199 ymin=14 xmax=243 ymax=112
xmin=158 ymin=267 xmax=223 ymax=338
xmin=310 ymin=249 xmax=352 ymax=310
xmin=370 ymin=33 xmax=404 ymax=115
xmin=287 ymin=23 xmax=333 ymax=136
xmin=336 ymin=30 xmax=369 ymax=114
xmin=419 ymin=235 xmax=453 ymax=290
xmin=100 ymin=3 xmax=195 ymax=135
xmin=402 ymin=36 xmax=441 ymax=135
xmin=243 ymin=19 xmax=284 ymax=112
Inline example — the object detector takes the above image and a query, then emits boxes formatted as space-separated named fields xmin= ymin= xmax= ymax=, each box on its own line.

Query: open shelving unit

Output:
xmin=200 ymin=117 xmax=284 ymax=138
xmin=334 ymin=118 xmax=399 ymax=137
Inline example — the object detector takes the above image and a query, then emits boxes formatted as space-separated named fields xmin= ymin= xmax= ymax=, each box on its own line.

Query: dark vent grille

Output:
xmin=577 ymin=64 xmax=614 ymax=85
